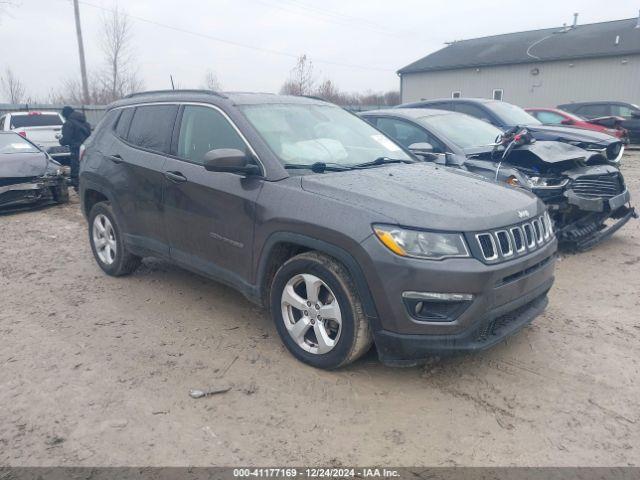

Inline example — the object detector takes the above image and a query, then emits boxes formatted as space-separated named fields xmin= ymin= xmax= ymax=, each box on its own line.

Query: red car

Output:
xmin=525 ymin=107 xmax=629 ymax=143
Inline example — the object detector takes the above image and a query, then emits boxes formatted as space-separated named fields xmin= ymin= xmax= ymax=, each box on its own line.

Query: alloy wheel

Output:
xmin=280 ymin=273 xmax=342 ymax=354
xmin=92 ymin=214 xmax=117 ymax=265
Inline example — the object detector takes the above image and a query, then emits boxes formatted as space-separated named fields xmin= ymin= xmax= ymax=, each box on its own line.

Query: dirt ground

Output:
xmin=1 ymin=152 xmax=639 ymax=467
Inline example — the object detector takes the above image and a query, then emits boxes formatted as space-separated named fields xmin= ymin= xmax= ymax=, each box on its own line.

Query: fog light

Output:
xmin=402 ymin=292 xmax=474 ymax=302
xmin=402 ymin=292 xmax=474 ymax=322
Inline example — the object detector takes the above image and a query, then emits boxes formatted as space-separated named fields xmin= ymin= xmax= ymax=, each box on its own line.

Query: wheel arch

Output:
xmin=255 ymin=232 xmax=380 ymax=324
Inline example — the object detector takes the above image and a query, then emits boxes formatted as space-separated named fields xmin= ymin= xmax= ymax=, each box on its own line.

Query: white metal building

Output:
xmin=398 ymin=16 xmax=640 ymax=107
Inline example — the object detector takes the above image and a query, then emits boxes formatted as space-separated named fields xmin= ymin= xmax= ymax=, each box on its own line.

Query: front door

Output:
xmin=162 ymin=104 xmax=263 ymax=285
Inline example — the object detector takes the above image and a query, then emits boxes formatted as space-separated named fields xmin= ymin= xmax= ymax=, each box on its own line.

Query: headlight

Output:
xmin=528 ymin=176 xmax=569 ymax=189
xmin=373 ymin=225 xmax=469 ymax=260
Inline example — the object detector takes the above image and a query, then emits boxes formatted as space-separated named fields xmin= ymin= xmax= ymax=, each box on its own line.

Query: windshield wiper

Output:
xmin=283 ymin=162 xmax=353 ymax=173
xmin=351 ymin=157 xmax=414 ymax=169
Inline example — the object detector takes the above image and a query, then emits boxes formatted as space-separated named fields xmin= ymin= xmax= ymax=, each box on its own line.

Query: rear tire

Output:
xmin=270 ymin=251 xmax=373 ymax=369
xmin=88 ymin=201 xmax=141 ymax=276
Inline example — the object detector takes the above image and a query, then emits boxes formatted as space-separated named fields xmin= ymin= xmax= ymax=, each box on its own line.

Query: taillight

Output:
xmin=17 ymin=131 xmax=27 ymax=138
xmin=79 ymin=144 xmax=86 ymax=161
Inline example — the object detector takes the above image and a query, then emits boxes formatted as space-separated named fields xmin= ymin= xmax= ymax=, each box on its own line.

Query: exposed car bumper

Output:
xmin=0 ymin=176 xmax=66 ymax=211
xmin=556 ymin=205 xmax=636 ymax=251
xmin=358 ymin=235 xmax=557 ymax=365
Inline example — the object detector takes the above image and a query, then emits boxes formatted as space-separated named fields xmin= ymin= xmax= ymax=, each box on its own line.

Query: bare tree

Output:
xmin=1 ymin=67 xmax=25 ymax=103
xmin=280 ymin=54 xmax=316 ymax=96
xmin=97 ymin=3 xmax=142 ymax=102
xmin=201 ymin=70 xmax=222 ymax=91
xmin=315 ymin=79 xmax=342 ymax=103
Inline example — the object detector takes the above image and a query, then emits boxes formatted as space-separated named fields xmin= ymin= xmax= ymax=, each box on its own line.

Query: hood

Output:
xmin=301 ymin=163 xmax=543 ymax=231
xmin=524 ymin=124 xmax=616 ymax=145
xmin=0 ymin=152 xmax=48 ymax=179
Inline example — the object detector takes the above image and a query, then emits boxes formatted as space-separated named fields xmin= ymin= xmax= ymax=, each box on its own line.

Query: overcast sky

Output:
xmin=1 ymin=0 xmax=638 ymax=102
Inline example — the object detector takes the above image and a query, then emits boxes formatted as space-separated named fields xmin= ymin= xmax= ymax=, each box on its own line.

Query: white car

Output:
xmin=0 ymin=111 xmax=70 ymax=163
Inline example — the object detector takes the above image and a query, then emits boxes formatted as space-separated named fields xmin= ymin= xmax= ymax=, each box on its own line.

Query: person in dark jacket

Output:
xmin=59 ymin=106 xmax=91 ymax=190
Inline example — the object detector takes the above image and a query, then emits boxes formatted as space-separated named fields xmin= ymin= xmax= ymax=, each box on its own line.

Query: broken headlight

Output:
xmin=373 ymin=225 xmax=469 ymax=260
xmin=528 ymin=176 xmax=569 ymax=190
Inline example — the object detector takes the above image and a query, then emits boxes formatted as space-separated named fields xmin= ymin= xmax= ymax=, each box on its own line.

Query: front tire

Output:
xmin=52 ymin=182 xmax=69 ymax=204
xmin=88 ymin=201 xmax=141 ymax=276
xmin=270 ymin=251 xmax=373 ymax=369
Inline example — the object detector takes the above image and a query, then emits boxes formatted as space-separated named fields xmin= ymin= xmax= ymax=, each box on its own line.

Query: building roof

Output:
xmin=398 ymin=17 xmax=640 ymax=74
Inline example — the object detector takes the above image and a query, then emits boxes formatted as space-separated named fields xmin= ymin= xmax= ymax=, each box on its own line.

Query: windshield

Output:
xmin=490 ymin=102 xmax=541 ymax=126
xmin=239 ymin=103 xmax=411 ymax=167
xmin=10 ymin=113 xmax=63 ymax=128
xmin=418 ymin=113 xmax=503 ymax=149
xmin=0 ymin=133 xmax=40 ymax=154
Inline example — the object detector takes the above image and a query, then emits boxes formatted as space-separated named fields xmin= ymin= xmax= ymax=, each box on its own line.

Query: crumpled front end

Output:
xmin=541 ymin=166 xmax=637 ymax=250
xmin=0 ymin=175 xmax=67 ymax=212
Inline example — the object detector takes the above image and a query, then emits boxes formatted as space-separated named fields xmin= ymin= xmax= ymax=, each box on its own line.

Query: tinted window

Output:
xmin=115 ymin=108 xmax=134 ymax=139
xmin=576 ymin=104 xmax=608 ymax=118
xmin=453 ymin=103 xmax=490 ymax=121
xmin=375 ymin=117 xmax=444 ymax=152
xmin=488 ymin=102 xmax=540 ymax=126
xmin=534 ymin=111 xmax=566 ymax=124
xmin=10 ymin=113 xmax=62 ymax=128
xmin=127 ymin=105 xmax=178 ymax=153
xmin=610 ymin=104 xmax=637 ymax=118
xmin=424 ymin=102 xmax=452 ymax=111
xmin=177 ymin=106 xmax=246 ymax=164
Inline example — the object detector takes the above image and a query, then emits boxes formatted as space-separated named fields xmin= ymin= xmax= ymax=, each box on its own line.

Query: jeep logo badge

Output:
xmin=517 ymin=210 xmax=530 ymax=219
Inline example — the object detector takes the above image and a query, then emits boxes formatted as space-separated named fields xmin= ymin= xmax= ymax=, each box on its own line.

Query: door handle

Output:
xmin=107 ymin=154 xmax=123 ymax=164
xmin=164 ymin=171 xmax=187 ymax=183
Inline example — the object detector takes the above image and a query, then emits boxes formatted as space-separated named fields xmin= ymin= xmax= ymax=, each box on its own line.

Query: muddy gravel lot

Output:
xmin=1 ymin=152 xmax=639 ymax=467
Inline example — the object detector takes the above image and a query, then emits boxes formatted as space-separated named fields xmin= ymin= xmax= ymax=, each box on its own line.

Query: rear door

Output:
xmin=106 ymin=104 xmax=178 ymax=256
xmin=162 ymin=104 xmax=262 ymax=284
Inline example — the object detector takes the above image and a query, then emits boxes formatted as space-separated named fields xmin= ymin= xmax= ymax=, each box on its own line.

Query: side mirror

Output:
xmin=631 ymin=111 xmax=640 ymax=119
xmin=408 ymin=142 xmax=434 ymax=157
xmin=561 ymin=119 xmax=574 ymax=125
xmin=203 ymin=148 xmax=260 ymax=176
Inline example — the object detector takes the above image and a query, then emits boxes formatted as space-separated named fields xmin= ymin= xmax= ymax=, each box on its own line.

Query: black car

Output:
xmin=361 ymin=108 xmax=636 ymax=251
xmin=557 ymin=101 xmax=640 ymax=144
xmin=399 ymin=98 xmax=625 ymax=164
xmin=0 ymin=131 xmax=69 ymax=212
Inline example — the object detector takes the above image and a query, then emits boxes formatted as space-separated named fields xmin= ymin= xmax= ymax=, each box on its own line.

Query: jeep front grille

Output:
xmin=472 ymin=213 xmax=554 ymax=263
xmin=570 ymin=173 xmax=624 ymax=200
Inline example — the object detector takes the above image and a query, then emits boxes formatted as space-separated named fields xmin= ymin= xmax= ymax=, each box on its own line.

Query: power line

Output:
xmin=277 ymin=0 xmax=396 ymax=32
xmin=74 ymin=0 xmax=395 ymax=73
xmin=250 ymin=0 xmax=403 ymax=37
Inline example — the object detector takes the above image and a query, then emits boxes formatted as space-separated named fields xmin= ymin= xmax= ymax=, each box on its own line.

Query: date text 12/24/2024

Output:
xmin=233 ymin=468 xmax=400 ymax=478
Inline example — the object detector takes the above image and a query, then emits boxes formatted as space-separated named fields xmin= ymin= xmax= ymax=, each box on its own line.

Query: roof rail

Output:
xmin=124 ymin=89 xmax=228 ymax=99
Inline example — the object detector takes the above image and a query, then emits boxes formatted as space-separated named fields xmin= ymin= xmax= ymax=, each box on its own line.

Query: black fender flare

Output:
xmin=255 ymin=232 xmax=380 ymax=327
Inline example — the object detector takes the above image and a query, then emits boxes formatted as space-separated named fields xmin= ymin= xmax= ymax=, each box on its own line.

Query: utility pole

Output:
xmin=72 ymin=0 xmax=90 ymax=104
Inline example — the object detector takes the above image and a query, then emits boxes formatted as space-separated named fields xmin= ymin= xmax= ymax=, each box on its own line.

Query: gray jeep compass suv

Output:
xmin=80 ymin=90 xmax=557 ymax=369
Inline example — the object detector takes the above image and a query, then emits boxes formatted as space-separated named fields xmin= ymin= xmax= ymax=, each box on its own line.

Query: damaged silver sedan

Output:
xmin=0 ymin=131 xmax=69 ymax=213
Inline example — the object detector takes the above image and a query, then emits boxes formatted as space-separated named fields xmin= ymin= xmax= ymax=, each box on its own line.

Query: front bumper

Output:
xmin=358 ymin=234 xmax=557 ymax=364
xmin=375 ymin=281 xmax=551 ymax=366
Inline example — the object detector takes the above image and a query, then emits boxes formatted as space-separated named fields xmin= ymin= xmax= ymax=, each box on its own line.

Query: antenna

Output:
xmin=572 ymin=12 xmax=579 ymax=28
xmin=170 ymin=75 xmax=175 ymax=90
